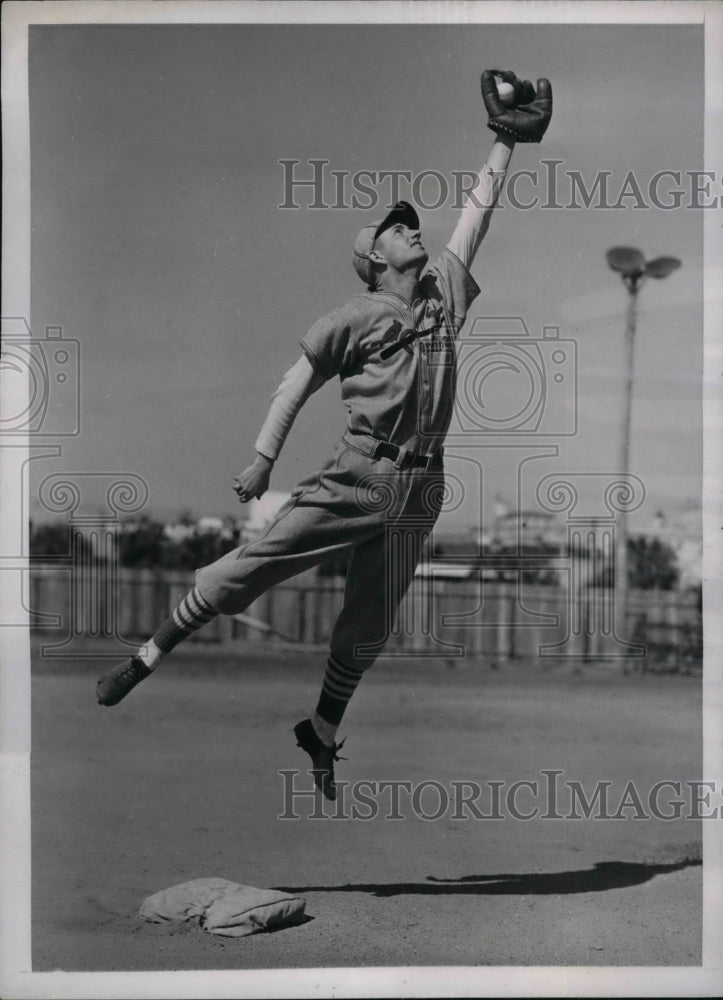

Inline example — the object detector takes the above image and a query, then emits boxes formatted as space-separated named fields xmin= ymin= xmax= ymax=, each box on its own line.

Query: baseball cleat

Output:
xmin=293 ymin=718 xmax=347 ymax=801
xmin=96 ymin=656 xmax=152 ymax=706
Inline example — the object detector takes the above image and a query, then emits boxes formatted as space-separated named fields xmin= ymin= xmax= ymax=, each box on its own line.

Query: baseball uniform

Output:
xmin=96 ymin=72 xmax=553 ymax=803
xmin=195 ymin=246 xmax=480 ymax=659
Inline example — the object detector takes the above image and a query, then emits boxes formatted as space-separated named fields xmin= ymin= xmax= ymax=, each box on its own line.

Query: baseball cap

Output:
xmin=352 ymin=201 xmax=420 ymax=285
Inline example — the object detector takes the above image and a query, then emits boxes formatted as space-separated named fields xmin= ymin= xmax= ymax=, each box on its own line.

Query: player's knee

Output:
xmin=193 ymin=567 xmax=228 ymax=613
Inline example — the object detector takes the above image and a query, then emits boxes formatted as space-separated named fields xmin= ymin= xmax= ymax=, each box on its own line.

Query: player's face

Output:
xmin=374 ymin=223 xmax=428 ymax=272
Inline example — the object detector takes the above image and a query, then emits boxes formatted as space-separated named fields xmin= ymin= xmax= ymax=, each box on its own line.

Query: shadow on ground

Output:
xmin=278 ymin=858 xmax=701 ymax=898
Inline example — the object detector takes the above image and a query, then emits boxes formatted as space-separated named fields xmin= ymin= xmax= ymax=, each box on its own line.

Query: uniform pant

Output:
xmin=195 ymin=435 xmax=445 ymax=669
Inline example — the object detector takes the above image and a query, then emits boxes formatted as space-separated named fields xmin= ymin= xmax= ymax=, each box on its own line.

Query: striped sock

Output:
xmin=315 ymin=654 xmax=365 ymax=727
xmin=151 ymin=585 xmax=218 ymax=655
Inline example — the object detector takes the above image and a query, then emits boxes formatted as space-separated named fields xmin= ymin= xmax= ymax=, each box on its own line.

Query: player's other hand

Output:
xmin=232 ymin=453 xmax=273 ymax=503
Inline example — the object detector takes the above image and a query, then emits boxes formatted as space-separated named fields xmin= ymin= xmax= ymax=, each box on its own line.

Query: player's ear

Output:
xmin=368 ymin=249 xmax=386 ymax=265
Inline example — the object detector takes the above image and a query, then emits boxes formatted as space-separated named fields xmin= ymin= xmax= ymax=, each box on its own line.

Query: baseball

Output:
xmin=496 ymin=79 xmax=515 ymax=107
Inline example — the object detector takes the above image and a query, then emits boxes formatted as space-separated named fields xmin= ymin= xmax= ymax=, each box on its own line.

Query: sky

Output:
xmin=27 ymin=21 xmax=705 ymax=531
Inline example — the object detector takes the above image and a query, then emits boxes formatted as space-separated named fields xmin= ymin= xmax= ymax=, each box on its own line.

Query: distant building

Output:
xmin=161 ymin=515 xmax=235 ymax=541
xmin=494 ymin=509 xmax=563 ymax=548
xmin=163 ymin=522 xmax=196 ymax=543
xmin=427 ymin=521 xmax=561 ymax=584
xmin=432 ymin=530 xmax=487 ymax=560
xmin=415 ymin=561 xmax=476 ymax=580
xmin=197 ymin=516 xmax=223 ymax=533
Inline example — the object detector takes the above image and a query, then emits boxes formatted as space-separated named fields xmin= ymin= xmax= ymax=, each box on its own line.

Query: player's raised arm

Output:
xmin=447 ymin=70 xmax=552 ymax=270
xmin=232 ymin=355 xmax=325 ymax=503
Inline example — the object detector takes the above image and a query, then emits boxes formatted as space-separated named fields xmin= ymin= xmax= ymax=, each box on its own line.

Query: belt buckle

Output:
xmin=393 ymin=447 xmax=413 ymax=470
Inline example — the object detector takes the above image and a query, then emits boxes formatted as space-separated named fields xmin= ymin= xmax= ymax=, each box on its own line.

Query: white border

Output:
xmin=702 ymin=0 xmax=723 ymax=979
xmin=0 ymin=0 xmax=713 ymax=27
xmin=2 ymin=2 xmax=721 ymax=998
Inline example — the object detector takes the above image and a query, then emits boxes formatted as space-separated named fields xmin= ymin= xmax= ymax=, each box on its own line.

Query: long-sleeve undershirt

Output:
xmin=254 ymin=356 xmax=325 ymax=461
xmin=446 ymin=138 xmax=513 ymax=267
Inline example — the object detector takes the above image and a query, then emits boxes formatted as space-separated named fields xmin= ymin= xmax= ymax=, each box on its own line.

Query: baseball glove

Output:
xmin=481 ymin=69 xmax=552 ymax=143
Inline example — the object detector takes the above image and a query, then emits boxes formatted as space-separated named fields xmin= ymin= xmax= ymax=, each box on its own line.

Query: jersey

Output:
xmin=299 ymin=248 xmax=480 ymax=455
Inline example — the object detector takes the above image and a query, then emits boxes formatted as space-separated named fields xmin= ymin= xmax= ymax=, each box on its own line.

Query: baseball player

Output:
xmin=97 ymin=71 xmax=552 ymax=800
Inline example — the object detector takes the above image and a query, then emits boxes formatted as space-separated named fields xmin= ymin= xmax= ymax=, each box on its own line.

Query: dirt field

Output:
xmin=31 ymin=645 xmax=702 ymax=970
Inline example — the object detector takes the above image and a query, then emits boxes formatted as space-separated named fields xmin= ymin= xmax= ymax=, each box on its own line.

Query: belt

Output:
xmin=344 ymin=433 xmax=442 ymax=471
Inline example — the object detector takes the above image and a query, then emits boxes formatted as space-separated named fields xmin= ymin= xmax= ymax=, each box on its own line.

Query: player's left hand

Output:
xmin=232 ymin=454 xmax=273 ymax=503
xmin=481 ymin=69 xmax=552 ymax=143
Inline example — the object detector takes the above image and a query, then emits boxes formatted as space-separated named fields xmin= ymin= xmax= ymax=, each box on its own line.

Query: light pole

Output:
xmin=605 ymin=247 xmax=681 ymax=641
